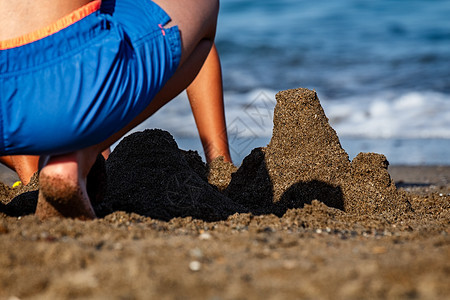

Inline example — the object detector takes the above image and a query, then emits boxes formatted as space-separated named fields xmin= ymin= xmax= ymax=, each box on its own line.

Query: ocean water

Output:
xmin=133 ymin=0 xmax=450 ymax=165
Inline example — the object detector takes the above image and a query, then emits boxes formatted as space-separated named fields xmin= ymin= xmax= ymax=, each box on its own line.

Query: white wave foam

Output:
xmin=129 ymin=89 xmax=450 ymax=140
xmin=323 ymin=90 xmax=450 ymax=139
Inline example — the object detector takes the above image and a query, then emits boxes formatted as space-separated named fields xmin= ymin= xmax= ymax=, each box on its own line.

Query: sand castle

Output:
xmin=225 ymin=88 xmax=411 ymax=216
xmin=101 ymin=87 xmax=411 ymax=219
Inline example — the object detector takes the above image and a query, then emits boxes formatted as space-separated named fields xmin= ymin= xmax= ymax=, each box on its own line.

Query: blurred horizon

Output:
xmin=139 ymin=0 xmax=450 ymax=165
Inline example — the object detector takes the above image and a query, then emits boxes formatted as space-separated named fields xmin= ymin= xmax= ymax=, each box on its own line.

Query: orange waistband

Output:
xmin=0 ymin=0 xmax=102 ymax=50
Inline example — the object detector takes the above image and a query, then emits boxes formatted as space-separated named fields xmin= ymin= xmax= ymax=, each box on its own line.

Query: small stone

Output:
xmin=199 ymin=233 xmax=212 ymax=240
xmin=189 ymin=261 xmax=202 ymax=272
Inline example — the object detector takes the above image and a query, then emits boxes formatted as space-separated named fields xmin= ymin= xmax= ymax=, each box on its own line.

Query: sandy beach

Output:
xmin=0 ymin=88 xmax=449 ymax=300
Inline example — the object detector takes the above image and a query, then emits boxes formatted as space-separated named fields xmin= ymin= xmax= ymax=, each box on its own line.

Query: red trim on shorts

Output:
xmin=0 ymin=0 xmax=101 ymax=50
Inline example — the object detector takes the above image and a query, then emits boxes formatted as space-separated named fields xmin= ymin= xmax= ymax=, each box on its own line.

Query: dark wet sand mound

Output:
xmin=97 ymin=129 xmax=246 ymax=221
xmin=0 ymin=173 xmax=39 ymax=216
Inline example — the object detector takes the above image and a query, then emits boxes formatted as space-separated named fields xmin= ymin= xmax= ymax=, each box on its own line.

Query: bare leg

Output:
xmin=0 ymin=46 xmax=227 ymax=184
xmin=0 ymin=148 xmax=109 ymax=186
xmin=94 ymin=0 xmax=221 ymax=152
xmin=187 ymin=44 xmax=232 ymax=163
xmin=0 ymin=0 xmax=110 ymax=186
xmin=35 ymin=0 xmax=221 ymax=219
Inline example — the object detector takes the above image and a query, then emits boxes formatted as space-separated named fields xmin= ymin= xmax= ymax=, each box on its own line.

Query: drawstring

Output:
xmin=158 ymin=24 xmax=166 ymax=36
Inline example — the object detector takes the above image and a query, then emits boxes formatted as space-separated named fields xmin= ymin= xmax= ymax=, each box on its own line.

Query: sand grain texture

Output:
xmin=0 ymin=88 xmax=448 ymax=300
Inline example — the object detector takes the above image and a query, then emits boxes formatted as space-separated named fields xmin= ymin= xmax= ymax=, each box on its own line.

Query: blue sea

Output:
xmin=132 ymin=0 xmax=450 ymax=165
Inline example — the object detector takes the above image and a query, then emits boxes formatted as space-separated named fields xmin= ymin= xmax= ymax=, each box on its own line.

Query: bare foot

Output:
xmin=35 ymin=158 xmax=96 ymax=220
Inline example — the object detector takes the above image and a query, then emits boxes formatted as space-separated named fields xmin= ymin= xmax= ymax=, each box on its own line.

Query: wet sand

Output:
xmin=0 ymin=88 xmax=449 ymax=299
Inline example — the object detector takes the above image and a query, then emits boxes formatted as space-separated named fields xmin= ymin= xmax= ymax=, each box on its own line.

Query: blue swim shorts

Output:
xmin=0 ymin=0 xmax=181 ymax=155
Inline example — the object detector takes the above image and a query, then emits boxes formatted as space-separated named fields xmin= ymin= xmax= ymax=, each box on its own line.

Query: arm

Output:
xmin=186 ymin=44 xmax=232 ymax=163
